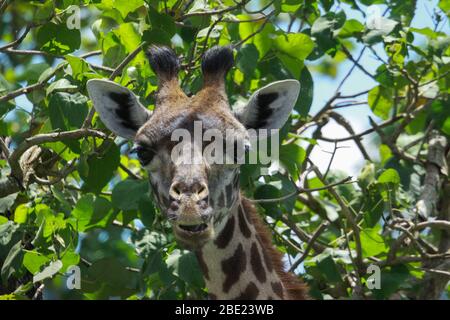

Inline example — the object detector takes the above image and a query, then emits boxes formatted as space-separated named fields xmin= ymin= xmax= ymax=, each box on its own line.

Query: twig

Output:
xmin=251 ymin=176 xmax=354 ymax=203
xmin=119 ymin=163 xmax=142 ymax=180
xmin=280 ymin=215 xmax=328 ymax=253
xmin=340 ymin=44 xmax=376 ymax=80
xmin=3 ymin=129 xmax=107 ymax=194
xmin=108 ymin=43 xmax=146 ymax=80
xmin=335 ymin=47 xmax=367 ymax=93
xmin=0 ymin=137 xmax=10 ymax=158
xmin=289 ymin=221 xmax=330 ymax=272
xmin=328 ymin=112 xmax=371 ymax=161
xmin=179 ymin=0 xmax=249 ymax=20
xmin=232 ymin=11 xmax=274 ymax=49
xmin=0 ymin=25 xmax=31 ymax=51
xmin=32 ymin=284 xmax=45 ymax=300
xmin=310 ymin=162 xmax=365 ymax=273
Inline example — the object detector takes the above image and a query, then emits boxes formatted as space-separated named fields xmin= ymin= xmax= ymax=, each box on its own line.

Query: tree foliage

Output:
xmin=0 ymin=0 xmax=449 ymax=300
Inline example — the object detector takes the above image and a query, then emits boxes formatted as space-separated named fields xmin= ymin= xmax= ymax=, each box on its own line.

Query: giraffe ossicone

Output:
xmin=86 ymin=45 xmax=307 ymax=300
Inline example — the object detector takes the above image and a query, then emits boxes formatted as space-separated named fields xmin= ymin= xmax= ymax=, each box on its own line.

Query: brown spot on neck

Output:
xmin=241 ymin=197 xmax=309 ymax=300
xmin=238 ymin=205 xmax=251 ymax=238
xmin=221 ymin=243 xmax=246 ymax=293
xmin=235 ymin=282 xmax=259 ymax=300
xmin=250 ymin=242 xmax=267 ymax=283
xmin=271 ymin=282 xmax=284 ymax=299
xmin=214 ymin=214 xmax=235 ymax=249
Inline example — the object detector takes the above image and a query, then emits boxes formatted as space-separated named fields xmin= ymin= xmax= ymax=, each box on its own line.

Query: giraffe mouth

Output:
xmin=178 ymin=223 xmax=209 ymax=233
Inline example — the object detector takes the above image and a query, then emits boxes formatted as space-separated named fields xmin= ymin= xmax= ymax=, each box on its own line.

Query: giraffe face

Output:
xmin=86 ymin=46 xmax=300 ymax=250
xmin=134 ymin=109 xmax=248 ymax=249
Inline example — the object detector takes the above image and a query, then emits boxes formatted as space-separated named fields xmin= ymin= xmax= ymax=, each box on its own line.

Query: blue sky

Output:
xmin=306 ymin=0 xmax=449 ymax=176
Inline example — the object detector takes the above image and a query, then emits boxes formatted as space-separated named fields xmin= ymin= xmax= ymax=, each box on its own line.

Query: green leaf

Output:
xmin=65 ymin=55 xmax=93 ymax=81
xmin=295 ymin=66 xmax=314 ymax=116
xmin=311 ymin=11 xmax=346 ymax=55
xmin=1 ymin=241 xmax=23 ymax=283
xmin=0 ymin=222 xmax=21 ymax=247
xmin=363 ymin=185 xmax=384 ymax=228
xmin=112 ymin=179 xmax=149 ymax=211
xmin=87 ymin=257 xmax=134 ymax=288
xmin=377 ymin=168 xmax=400 ymax=185
xmin=360 ymin=226 xmax=387 ymax=257
xmin=46 ymin=78 xmax=78 ymax=95
xmin=114 ymin=0 xmax=144 ymax=19
xmin=142 ymin=28 xmax=172 ymax=46
xmin=138 ymin=195 xmax=156 ymax=228
xmin=238 ymin=16 xmax=274 ymax=58
xmin=23 ymin=251 xmax=51 ymax=274
xmin=87 ymin=196 xmax=114 ymax=229
xmin=167 ymin=250 xmax=204 ymax=288
xmin=0 ymin=216 xmax=7 ymax=225
xmin=254 ymin=184 xmax=281 ymax=214
xmin=280 ymin=143 xmax=305 ymax=179
xmin=71 ymin=194 xmax=95 ymax=232
xmin=274 ymin=33 xmax=315 ymax=61
xmin=48 ymin=92 xmax=89 ymax=131
xmin=374 ymin=265 xmax=410 ymax=299
xmin=61 ymin=251 xmax=80 ymax=273
xmin=148 ymin=5 xmax=176 ymax=37
xmin=368 ymin=86 xmax=394 ymax=120
xmin=112 ymin=23 xmax=146 ymax=66
xmin=37 ymin=22 xmax=81 ymax=55
xmin=81 ymin=142 xmax=121 ymax=193
xmin=358 ymin=162 xmax=376 ymax=190
xmin=316 ymin=253 xmax=342 ymax=283
xmin=33 ymin=260 xmax=63 ymax=283
xmin=13 ymin=204 xmax=29 ymax=224
xmin=236 ymin=43 xmax=259 ymax=77
xmin=43 ymin=213 xmax=66 ymax=238
xmin=0 ymin=193 xmax=17 ymax=213
xmin=338 ymin=19 xmax=364 ymax=38
xmin=379 ymin=144 xmax=392 ymax=165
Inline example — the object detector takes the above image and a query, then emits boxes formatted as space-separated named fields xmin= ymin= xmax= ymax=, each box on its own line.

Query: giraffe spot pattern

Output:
xmin=234 ymin=281 xmax=259 ymax=300
xmin=208 ymin=293 xmax=217 ymax=300
xmin=214 ymin=215 xmax=235 ymax=249
xmin=225 ymin=183 xmax=233 ymax=207
xmin=221 ymin=243 xmax=246 ymax=293
xmin=250 ymin=242 xmax=267 ymax=283
xmin=271 ymin=281 xmax=284 ymax=299
xmin=237 ymin=206 xmax=251 ymax=238
xmin=258 ymin=234 xmax=274 ymax=273
xmin=218 ymin=192 xmax=225 ymax=207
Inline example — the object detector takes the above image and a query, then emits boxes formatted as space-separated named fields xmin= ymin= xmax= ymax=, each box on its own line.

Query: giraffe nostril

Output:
xmin=170 ymin=202 xmax=179 ymax=211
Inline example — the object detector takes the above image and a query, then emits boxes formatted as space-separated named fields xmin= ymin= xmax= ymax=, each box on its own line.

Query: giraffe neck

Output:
xmin=195 ymin=197 xmax=307 ymax=300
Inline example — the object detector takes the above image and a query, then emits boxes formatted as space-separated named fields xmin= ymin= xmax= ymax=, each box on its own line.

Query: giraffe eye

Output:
xmin=132 ymin=145 xmax=155 ymax=165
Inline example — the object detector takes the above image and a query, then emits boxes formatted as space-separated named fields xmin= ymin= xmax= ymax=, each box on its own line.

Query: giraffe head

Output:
xmin=87 ymin=46 xmax=299 ymax=249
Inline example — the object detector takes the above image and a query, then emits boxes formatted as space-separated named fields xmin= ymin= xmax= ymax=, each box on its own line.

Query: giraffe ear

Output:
xmin=234 ymin=80 xmax=300 ymax=134
xmin=87 ymin=79 xmax=151 ymax=139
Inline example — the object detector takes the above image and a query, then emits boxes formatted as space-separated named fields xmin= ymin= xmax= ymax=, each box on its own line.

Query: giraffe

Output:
xmin=86 ymin=45 xmax=308 ymax=300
